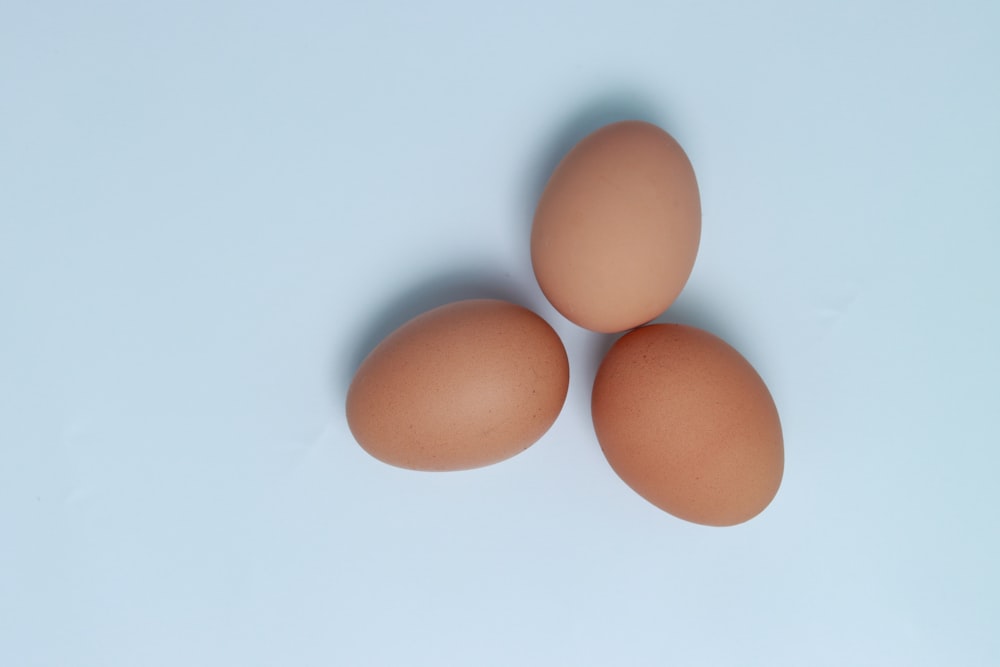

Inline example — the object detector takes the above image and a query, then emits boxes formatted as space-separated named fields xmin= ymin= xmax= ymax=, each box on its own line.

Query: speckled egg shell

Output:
xmin=347 ymin=299 xmax=569 ymax=471
xmin=591 ymin=324 xmax=783 ymax=525
xmin=531 ymin=121 xmax=701 ymax=333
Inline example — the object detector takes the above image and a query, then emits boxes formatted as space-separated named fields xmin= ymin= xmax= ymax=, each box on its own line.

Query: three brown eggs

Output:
xmin=346 ymin=120 xmax=783 ymax=526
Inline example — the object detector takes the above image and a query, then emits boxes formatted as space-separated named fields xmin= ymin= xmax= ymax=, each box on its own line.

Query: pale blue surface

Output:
xmin=2 ymin=2 xmax=999 ymax=665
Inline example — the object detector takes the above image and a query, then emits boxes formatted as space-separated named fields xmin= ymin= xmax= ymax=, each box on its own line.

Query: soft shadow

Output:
xmin=338 ymin=266 xmax=530 ymax=396
xmin=522 ymin=90 xmax=664 ymax=222
xmin=651 ymin=291 xmax=758 ymax=363
xmin=582 ymin=292 xmax=750 ymax=394
xmin=581 ymin=330 xmax=619 ymax=397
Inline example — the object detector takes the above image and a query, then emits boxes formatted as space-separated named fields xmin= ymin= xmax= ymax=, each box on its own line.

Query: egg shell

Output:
xmin=346 ymin=299 xmax=569 ymax=471
xmin=591 ymin=324 xmax=783 ymax=526
xmin=531 ymin=121 xmax=701 ymax=334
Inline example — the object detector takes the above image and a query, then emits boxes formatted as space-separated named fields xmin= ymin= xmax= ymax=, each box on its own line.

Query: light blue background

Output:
xmin=2 ymin=1 xmax=998 ymax=665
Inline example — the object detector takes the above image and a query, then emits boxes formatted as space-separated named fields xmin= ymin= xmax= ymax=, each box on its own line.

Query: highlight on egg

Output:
xmin=346 ymin=299 xmax=570 ymax=471
xmin=531 ymin=120 xmax=701 ymax=334
xmin=591 ymin=324 xmax=783 ymax=526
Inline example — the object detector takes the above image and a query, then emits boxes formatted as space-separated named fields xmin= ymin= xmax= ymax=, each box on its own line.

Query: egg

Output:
xmin=531 ymin=120 xmax=701 ymax=333
xmin=591 ymin=324 xmax=783 ymax=526
xmin=346 ymin=299 xmax=569 ymax=471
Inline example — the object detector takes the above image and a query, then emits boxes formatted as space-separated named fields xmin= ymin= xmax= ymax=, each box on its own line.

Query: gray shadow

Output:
xmin=522 ymin=90 xmax=664 ymax=223
xmin=581 ymin=293 xmax=750 ymax=400
xmin=338 ymin=266 xmax=531 ymax=397
xmin=651 ymin=291 xmax=759 ymax=364
xmin=581 ymin=331 xmax=619 ymax=399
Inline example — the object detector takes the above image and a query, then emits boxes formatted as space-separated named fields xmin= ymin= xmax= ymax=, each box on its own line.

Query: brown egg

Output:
xmin=346 ymin=299 xmax=569 ymax=471
xmin=531 ymin=120 xmax=701 ymax=334
xmin=591 ymin=324 xmax=783 ymax=526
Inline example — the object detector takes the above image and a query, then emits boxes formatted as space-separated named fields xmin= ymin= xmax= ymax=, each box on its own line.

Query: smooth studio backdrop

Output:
xmin=2 ymin=2 xmax=998 ymax=665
